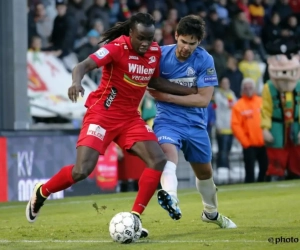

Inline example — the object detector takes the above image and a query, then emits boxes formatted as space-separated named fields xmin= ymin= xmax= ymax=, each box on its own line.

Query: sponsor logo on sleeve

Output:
xmin=206 ymin=68 xmax=215 ymax=75
xmin=104 ymin=87 xmax=118 ymax=109
xmin=87 ymin=124 xmax=106 ymax=140
xmin=204 ymin=76 xmax=217 ymax=83
xmin=95 ymin=47 xmax=109 ymax=59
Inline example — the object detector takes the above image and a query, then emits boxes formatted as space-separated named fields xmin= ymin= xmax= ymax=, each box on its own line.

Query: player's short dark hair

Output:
xmin=99 ymin=13 xmax=155 ymax=44
xmin=176 ymin=15 xmax=205 ymax=41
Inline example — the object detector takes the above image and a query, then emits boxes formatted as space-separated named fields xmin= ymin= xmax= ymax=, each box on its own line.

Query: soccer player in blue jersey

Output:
xmin=149 ymin=15 xmax=237 ymax=229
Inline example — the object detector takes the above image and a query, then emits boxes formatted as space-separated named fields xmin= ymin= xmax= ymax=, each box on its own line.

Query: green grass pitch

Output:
xmin=0 ymin=180 xmax=299 ymax=250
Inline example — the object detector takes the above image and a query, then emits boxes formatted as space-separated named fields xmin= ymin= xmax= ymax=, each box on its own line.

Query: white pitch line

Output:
xmin=0 ymin=239 xmax=267 ymax=244
xmin=0 ymin=182 xmax=298 ymax=210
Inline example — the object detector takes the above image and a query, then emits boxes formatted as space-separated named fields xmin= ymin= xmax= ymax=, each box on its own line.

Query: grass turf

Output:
xmin=0 ymin=180 xmax=299 ymax=250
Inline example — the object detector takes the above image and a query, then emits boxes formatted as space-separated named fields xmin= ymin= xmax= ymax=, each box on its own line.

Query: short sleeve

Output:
xmin=197 ymin=55 xmax=218 ymax=88
xmin=152 ymin=47 xmax=162 ymax=78
xmin=89 ymin=43 xmax=122 ymax=68
xmin=153 ymin=59 xmax=160 ymax=78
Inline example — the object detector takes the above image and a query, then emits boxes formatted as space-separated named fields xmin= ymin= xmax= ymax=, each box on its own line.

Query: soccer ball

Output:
xmin=109 ymin=212 xmax=142 ymax=244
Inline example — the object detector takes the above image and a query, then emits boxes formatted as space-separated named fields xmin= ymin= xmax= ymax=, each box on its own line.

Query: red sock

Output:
xmin=41 ymin=165 xmax=76 ymax=197
xmin=131 ymin=168 xmax=162 ymax=215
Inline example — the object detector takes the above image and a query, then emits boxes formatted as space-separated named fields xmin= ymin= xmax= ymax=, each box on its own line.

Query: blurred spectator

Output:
xmin=237 ymin=0 xmax=251 ymax=22
xmin=261 ymin=12 xmax=282 ymax=45
xmin=222 ymin=56 xmax=243 ymax=98
xmin=127 ymin=0 xmax=141 ymax=12
xmin=153 ymin=9 xmax=164 ymax=28
xmin=93 ymin=19 xmax=105 ymax=35
xmin=154 ymin=28 xmax=164 ymax=46
xmin=215 ymin=77 xmax=236 ymax=169
xmin=238 ymin=49 xmax=262 ymax=88
xmin=76 ymin=29 xmax=102 ymax=83
xmin=117 ymin=0 xmax=132 ymax=22
xmin=231 ymin=78 xmax=267 ymax=183
xmin=227 ymin=0 xmax=241 ymax=19
xmin=137 ymin=5 xmax=148 ymax=14
xmin=186 ymin=0 xmax=206 ymax=14
xmin=29 ymin=35 xmax=62 ymax=57
xmin=75 ymin=18 xmax=104 ymax=49
xmin=34 ymin=2 xmax=55 ymax=48
xmin=272 ymin=0 xmax=293 ymax=22
xmin=214 ymin=0 xmax=230 ymax=24
xmin=86 ymin=0 xmax=111 ymax=30
xmin=47 ymin=0 xmax=77 ymax=58
xmin=28 ymin=5 xmax=38 ymax=47
xmin=67 ymin=0 xmax=87 ymax=41
xmin=210 ymin=39 xmax=229 ymax=80
xmin=205 ymin=9 xmax=228 ymax=44
xmin=232 ymin=10 xmax=266 ymax=60
xmin=197 ymin=5 xmax=208 ymax=20
xmin=108 ymin=0 xmax=121 ymax=25
xmin=249 ymin=0 xmax=265 ymax=26
xmin=29 ymin=35 xmax=43 ymax=52
xmin=282 ymin=15 xmax=300 ymax=38
xmin=176 ymin=0 xmax=189 ymax=19
xmin=289 ymin=0 xmax=300 ymax=21
xmin=165 ymin=8 xmax=179 ymax=30
xmin=76 ymin=29 xmax=100 ymax=62
xmin=144 ymin=0 xmax=170 ymax=18
xmin=162 ymin=22 xmax=176 ymax=45
xmin=262 ymin=0 xmax=273 ymax=19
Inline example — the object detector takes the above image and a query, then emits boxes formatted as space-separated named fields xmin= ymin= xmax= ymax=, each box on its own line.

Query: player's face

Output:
xmin=175 ymin=33 xmax=200 ymax=60
xmin=130 ymin=23 xmax=155 ymax=55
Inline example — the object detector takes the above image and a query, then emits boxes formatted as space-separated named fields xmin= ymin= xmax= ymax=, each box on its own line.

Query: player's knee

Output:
xmin=196 ymin=172 xmax=212 ymax=180
xmin=72 ymin=160 xmax=95 ymax=182
xmin=194 ymin=163 xmax=212 ymax=180
xmin=148 ymin=155 xmax=167 ymax=171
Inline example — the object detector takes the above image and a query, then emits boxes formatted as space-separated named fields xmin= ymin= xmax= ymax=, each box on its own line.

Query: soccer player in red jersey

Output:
xmin=25 ymin=13 xmax=196 ymax=235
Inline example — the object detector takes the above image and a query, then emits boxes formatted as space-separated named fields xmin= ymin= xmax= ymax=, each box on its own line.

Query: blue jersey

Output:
xmin=154 ymin=45 xmax=218 ymax=128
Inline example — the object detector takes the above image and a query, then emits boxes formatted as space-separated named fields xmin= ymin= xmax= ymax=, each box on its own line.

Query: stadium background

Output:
xmin=0 ymin=0 xmax=299 ymax=202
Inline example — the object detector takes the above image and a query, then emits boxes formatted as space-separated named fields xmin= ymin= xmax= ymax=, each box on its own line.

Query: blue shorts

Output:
xmin=153 ymin=122 xmax=212 ymax=163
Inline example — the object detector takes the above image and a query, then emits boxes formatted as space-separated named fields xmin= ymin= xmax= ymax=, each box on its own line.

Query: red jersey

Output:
xmin=87 ymin=35 xmax=161 ymax=123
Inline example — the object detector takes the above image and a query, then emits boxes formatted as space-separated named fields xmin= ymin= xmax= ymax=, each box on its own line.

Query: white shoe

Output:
xmin=25 ymin=183 xmax=47 ymax=223
xmin=201 ymin=212 xmax=237 ymax=229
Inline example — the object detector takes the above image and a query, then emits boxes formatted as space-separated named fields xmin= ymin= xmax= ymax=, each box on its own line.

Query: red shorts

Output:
xmin=77 ymin=109 xmax=157 ymax=155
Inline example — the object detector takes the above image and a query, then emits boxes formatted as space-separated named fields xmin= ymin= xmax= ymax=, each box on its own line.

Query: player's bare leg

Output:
xmin=26 ymin=146 xmax=99 ymax=223
xmin=129 ymin=140 xmax=174 ymax=237
xmin=156 ymin=143 xmax=182 ymax=220
xmin=190 ymin=162 xmax=237 ymax=229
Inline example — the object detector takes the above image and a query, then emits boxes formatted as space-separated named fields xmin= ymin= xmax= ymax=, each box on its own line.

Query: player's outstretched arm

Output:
xmin=68 ymin=58 xmax=97 ymax=102
xmin=149 ymin=86 xmax=214 ymax=108
xmin=148 ymin=77 xmax=197 ymax=95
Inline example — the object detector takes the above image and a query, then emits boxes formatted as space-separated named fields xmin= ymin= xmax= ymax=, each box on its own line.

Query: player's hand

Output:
xmin=148 ymin=89 xmax=171 ymax=102
xmin=68 ymin=83 xmax=85 ymax=103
